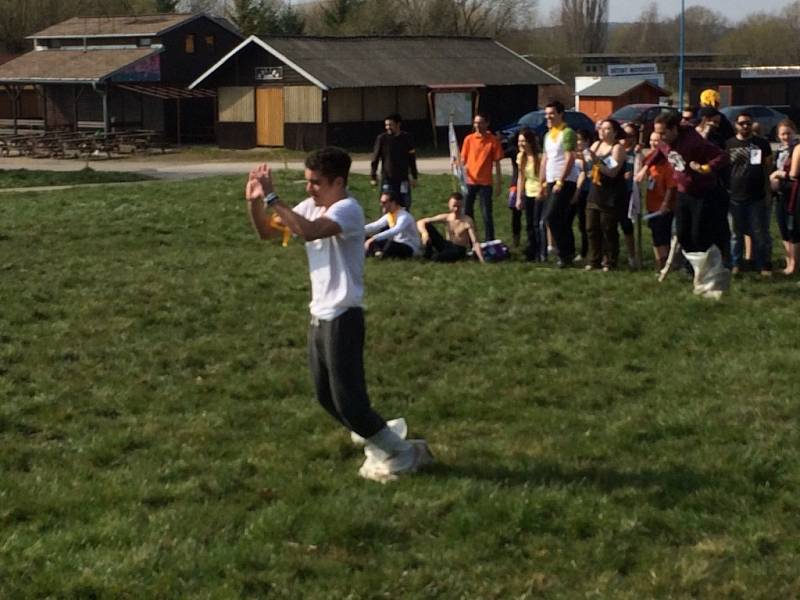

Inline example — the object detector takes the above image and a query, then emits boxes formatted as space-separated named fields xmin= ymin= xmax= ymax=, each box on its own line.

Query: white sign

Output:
xmin=607 ymin=63 xmax=658 ymax=76
xmin=255 ymin=67 xmax=283 ymax=82
xmin=741 ymin=66 xmax=800 ymax=79
xmin=434 ymin=93 xmax=472 ymax=127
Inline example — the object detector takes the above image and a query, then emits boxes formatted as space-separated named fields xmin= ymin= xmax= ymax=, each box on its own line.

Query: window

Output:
xmin=205 ymin=35 xmax=215 ymax=50
xmin=185 ymin=34 xmax=195 ymax=54
xmin=138 ymin=37 xmax=152 ymax=47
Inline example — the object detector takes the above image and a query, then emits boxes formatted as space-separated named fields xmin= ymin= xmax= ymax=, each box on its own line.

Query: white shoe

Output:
xmin=358 ymin=439 xmax=433 ymax=483
xmin=350 ymin=418 xmax=407 ymax=446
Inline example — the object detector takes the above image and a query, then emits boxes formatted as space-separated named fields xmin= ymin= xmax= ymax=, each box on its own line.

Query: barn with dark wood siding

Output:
xmin=190 ymin=35 xmax=563 ymax=150
xmin=0 ymin=13 xmax=242 ymax=141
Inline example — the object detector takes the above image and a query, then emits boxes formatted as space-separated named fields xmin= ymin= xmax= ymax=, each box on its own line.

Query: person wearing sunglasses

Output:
xmin=725 ymin=112 xmax=774 ymax=275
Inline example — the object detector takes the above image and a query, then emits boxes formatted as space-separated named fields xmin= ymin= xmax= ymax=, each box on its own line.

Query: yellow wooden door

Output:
xmin=256 ymin=87 xmax=284 ymax=147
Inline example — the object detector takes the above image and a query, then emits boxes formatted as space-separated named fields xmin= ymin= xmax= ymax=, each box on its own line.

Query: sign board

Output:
xmin=741 ymin=67 xmax=800 ymax=78
xmin=607 ymin=63 xmax=658 ymax=77
xmin=434 ymin=92 xmax=472 ymax=127
xmin=255 ymin=66 xmax=284 ymax=82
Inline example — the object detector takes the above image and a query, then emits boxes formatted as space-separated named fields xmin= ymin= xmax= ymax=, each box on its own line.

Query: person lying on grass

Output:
xmin=416 ymin=192 xmax=485 ymax=263
xmin=363 ymin=190 xmax=421 ymax=259
xmin=244 ymin=147 xmax=432 ymax=482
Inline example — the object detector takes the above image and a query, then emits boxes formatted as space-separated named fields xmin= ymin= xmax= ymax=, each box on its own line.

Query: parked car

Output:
xmin=609 ymin=104 xmax=679 ymax=143
xmin=719 ymin=105 xmax=787 ymax=141
xmin=497 ymin=109 xmax=595 ymax=157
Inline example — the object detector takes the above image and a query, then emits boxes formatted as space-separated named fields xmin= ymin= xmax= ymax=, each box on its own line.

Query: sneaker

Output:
xmin=358 ymin=440 xmax=433 ymax=483
xmin=573 ymin=254 xmax=583 ymax=263
xmin=350 ymin=418 xmax=407 ymax=446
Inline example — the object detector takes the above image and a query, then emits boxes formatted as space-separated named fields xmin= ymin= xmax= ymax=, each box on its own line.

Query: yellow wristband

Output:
xmin=699 ymin=164 xmax=711 ymax=174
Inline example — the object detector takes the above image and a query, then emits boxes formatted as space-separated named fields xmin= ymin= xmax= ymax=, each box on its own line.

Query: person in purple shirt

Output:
xmin=647 ymin=112 xmax=731 ymax=299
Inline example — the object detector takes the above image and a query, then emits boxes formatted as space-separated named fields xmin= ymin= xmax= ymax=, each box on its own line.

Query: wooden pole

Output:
xmin=176 ymin=97 xmax=181 ymax=146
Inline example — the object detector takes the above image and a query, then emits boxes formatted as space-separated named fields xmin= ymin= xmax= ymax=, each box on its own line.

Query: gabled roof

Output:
xmin=28 ymin=13 xmax=239 ymax=39
xmin=579 ymin=76 xmax=668 ymax=97
xmin=190 ymin=35 xmax=563 ymax=90
xmin=0 ymin=48 xmax=159 ymax=83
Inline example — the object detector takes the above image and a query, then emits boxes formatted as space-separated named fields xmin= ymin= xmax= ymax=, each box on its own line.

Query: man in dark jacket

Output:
xmin=370 ymin=113 xmax=418 ymax=209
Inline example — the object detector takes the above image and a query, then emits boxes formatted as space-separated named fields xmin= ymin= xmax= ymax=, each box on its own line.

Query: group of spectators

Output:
xmin=354 ymin=96 xmax=800 ymax=296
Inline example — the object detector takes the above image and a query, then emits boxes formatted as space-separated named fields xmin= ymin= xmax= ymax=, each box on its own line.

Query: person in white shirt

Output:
xmin=364 ymin=191 xmax=421 ymax=259
xmin=244 ymin=147 xmax=432 ymax=482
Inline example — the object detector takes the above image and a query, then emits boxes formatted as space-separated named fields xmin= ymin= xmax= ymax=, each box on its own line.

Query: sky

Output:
xmin=537 ymin=0 xmax=795 ymax=24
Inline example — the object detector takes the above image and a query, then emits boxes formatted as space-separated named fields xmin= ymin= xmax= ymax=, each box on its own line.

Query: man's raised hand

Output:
xmin=245 ymin=163 xmax=274 ymax=203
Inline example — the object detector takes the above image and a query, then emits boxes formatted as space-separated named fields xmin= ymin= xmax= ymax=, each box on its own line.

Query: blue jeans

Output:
xmin=729 ymin=198 xmax=772 ymax=270
xmin=465 ymin=184 xmax=494 ymax=241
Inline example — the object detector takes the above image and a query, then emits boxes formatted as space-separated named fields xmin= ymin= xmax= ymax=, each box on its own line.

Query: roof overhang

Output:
xmin=189 ymin=35 xmax=328 ymax=91
xmin=115 ymin=82 xmax=215 ymax=99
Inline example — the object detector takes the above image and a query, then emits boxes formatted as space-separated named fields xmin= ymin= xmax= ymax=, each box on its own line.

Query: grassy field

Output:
xmin=2 ymin=169 xmax=799 ymax=598
xmin=0 ymin=167 xmax=153 ymax=189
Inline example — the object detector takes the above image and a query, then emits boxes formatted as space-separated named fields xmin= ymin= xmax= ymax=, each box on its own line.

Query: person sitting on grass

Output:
xmin=364 ymin=191 xmax=421 ymax=259
xmin=416 ymin=192 xmax=484 ymax=263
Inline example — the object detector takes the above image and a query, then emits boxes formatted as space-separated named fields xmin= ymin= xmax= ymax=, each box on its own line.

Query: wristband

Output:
xmin=699 ymin=164 xmax=711 ymax=174
xmin=264 ymin=192 xmax=280 ymax=208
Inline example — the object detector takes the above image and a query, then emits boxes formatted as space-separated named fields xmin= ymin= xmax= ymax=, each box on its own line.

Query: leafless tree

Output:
xmin=560 ymin=0 xmax=608 ymax=53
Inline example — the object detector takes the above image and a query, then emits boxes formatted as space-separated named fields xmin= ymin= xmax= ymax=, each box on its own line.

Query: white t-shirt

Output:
xmin=364 ymin=209 xmax=422 ymax=255
xmin=293 ymin=196 xmax=365 ymax=320
xmin=544 ymin=128 xmax=579 ymax=184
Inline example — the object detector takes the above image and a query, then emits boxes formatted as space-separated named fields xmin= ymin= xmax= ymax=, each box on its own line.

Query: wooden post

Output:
xmin=3 ymin=84 xmax=22 ymax=135
xmin=176 ymin=97 xmax=181 ymax=146
xmin=427 ymin=91 xmax=437 ymax=149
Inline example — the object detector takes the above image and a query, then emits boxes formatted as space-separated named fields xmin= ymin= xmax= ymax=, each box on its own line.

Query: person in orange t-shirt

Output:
xmin=635 ymin=130 xmax=677 ymax=269
xmin=460 ymin=112 xmax=503 ymax=241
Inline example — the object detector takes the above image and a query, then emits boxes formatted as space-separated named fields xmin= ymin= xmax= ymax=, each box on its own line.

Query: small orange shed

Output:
xmin=578 ymin=77 xmax=669 ymax=123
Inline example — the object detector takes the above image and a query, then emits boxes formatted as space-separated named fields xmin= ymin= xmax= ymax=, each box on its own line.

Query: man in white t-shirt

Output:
xmin=244 ymin=147 xmax=432 ymax=482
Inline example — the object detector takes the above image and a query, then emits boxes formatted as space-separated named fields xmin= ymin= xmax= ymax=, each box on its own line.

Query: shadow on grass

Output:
xmin=429 ymin=458 xmax=714 ymax=504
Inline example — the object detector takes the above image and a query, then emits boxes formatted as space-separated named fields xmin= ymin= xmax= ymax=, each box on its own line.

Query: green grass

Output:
xmin=2 ymin=170 xmax=800 ymax=598
xmin=0 ymin=167 xmax=153 ymax=189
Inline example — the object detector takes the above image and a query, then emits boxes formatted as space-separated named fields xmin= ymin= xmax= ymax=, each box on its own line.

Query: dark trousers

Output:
xmin=586 ymin=204 xmax=619 ymax=268
xmin=368 ymin=239 xmax=414 ymax=259
xmin=545 ymin=181 xmax=577 ymax=261
xmin=570 ymin=189 xmax=589 ymax=257
xmin=522 ymin=196 xmax=547 ymax=260
xmin=675 ymin=190 xmax=723 ymax=253
xmin=424 ymin=223 xmax=468 ymax=262
xmin=776 ymin=194 xmax=800 ymax=243
xmin=465 ymin=184 xmax=494 ymax=241
xmin=308 ymin=308 xmax=385 ymax=438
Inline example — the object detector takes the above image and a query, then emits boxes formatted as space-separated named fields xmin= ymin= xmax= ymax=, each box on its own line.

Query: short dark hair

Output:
xmin=381 ymin=189 xmax=398 ymax=203
xmin=449 ymin=192 xmax=464 ymax=201
xmin=654 ymin=112 xmax=680 ymax=130
xmin=736 ymin=112 xmax=753 ymax=122
xmin=474 ymin=111 xmax=490 ymax=122
xmin=385 ymin=113 xmax=402 ymax=123
xmin=544 ymin=100 xmax=565 ymax=114
xmin=305 ymin=147 xmax=351 ymax=184
xmin=697 ymin=106 xmax=720 ymax=120
xmin=576 ymin=128 xmax=594 ymax=142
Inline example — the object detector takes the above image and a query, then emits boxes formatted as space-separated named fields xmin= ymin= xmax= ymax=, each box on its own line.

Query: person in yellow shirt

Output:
xmin=515 ymin=128 xmax=543 ymax=261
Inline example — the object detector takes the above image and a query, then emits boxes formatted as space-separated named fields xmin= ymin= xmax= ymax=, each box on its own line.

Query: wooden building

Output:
xmin=687 ymin=66 xmax=800 ymax=120
xmin=190 ymin=35 xmax=563 ymax=150
xmin=577 ymin=77 xmax=669 ymax=123
xmin=0 ymin=13 xmax=242 ymax=140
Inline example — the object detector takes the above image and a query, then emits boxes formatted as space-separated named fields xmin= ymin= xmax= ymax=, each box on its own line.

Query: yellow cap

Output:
xmin=700 ymin=89 xmax=721 ymax=107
